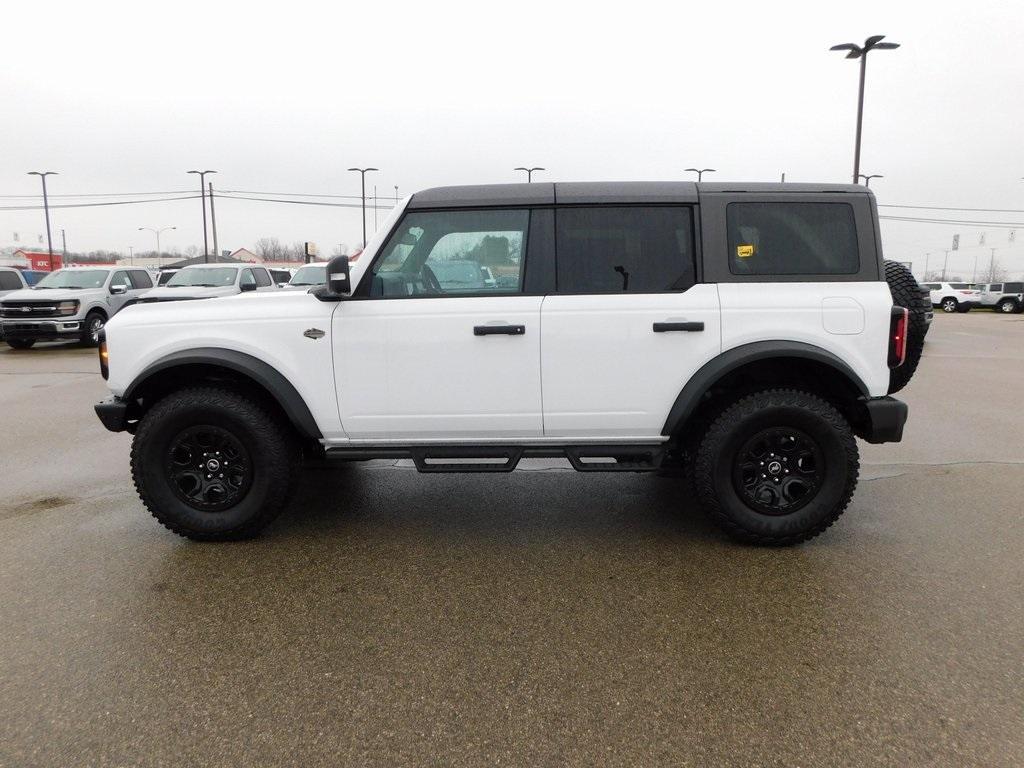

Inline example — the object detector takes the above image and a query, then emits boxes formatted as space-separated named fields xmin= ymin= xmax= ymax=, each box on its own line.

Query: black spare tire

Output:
xmin=884 ymin=260 xmax=927 ymax=394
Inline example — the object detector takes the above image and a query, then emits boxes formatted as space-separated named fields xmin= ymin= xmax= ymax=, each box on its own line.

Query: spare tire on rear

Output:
xmin=884 ymin=260 xmax=928 ymax=394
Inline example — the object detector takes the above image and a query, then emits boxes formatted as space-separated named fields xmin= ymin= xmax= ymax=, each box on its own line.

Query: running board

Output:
xmin=322 ymin=444 xmax=666 ymax=473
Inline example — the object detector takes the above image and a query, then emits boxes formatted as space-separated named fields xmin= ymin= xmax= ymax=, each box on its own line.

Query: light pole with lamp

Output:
xmin=138 ymin=226 xmax=177 ymax=267
xmin=858 ymin=173 xmax=884 ymax=187
xmin=685 ymin=168 xmax=715 ymax=182
xmin=27 ymin=171 xmax=58 ymax=270
xmin=830 ymin=35 xmax=900 ymax=184
xmin=514 ymin=167 xmax=544 ymax=182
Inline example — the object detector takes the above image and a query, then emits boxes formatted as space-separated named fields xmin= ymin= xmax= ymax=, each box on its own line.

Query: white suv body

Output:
xmin=973 ymin=282 xmax=1023 ymax=313
xmin=922 ymin=282 xmax=981 ymax=313
xmin=96 ymin=182 xmax=914 ymax=545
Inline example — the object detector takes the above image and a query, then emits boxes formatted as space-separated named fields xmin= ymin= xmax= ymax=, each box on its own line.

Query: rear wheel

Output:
xmin=693 ymin=389 xmax=858 ymax=546
xmin=997 ymin=298 xmax=1019 ymax=314
xmin=941 ymin=298 xmax=958 ymax=313
xmin=5 ymin=338 xmax=35 ymax=350
xmin=131 ymin=387 xmax=299 ymax=540
xmin=956 ymin=304 xmax=972 ymax=313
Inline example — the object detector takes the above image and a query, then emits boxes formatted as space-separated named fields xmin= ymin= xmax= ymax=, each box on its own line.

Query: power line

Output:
xmin=0 ymin=195 xmax=200 ymax=211
xmin=878 ymin=203 xmax=1024 ymax=213
xmin=216 ymin=193 xmax=396 ymax=209
xmin=0 ymin=190 xmax=194 ymax=199
xmin=880 ymin=215 xmax=1023 ymax=228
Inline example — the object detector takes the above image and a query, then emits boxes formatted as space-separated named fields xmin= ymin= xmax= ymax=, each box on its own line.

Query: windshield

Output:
xmin=165 ymin=267 xmax=238 ymax=287
xmin=290 ymin=265 xmax=326 ymax=286
xmin=34 ymin=269 xmax=109 ymax=290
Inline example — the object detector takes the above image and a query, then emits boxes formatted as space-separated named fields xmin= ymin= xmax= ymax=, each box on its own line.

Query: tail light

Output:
xmin=888 ymin=307 xmax=908 ymax=368
xmin=98 ymin=328 xmax=109 ymax=380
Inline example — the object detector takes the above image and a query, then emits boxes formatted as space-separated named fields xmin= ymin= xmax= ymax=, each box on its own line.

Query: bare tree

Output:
xmin=253 ymin=237 xmax=285 ymax=261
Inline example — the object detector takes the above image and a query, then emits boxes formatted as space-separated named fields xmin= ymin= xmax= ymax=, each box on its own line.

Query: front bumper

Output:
xmin=95 ymin=396 xmax=129 ymax=433
xmin=2 ymin=319 xmax=82 ymax=340
xmin=859 ymin=396 xmax=908 ymax=444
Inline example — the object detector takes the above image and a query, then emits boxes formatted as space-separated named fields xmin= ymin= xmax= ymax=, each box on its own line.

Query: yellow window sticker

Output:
xmin=737 ymin=244 xmax=755 ymax=258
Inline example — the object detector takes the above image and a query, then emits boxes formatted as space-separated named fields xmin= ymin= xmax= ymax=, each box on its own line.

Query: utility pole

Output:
xmin=989 ymin=248 xmax=997 ymax=282
xmin=27 ymin=171 xmax=57 ymax=271
xmin=208 ymin=181 xmax=219 ymax=259
xmin=781 ymin=172 xmax=786 ymax=182
xmin=347 ymin=167 xmax=379 ymax=248
xmin=923 ymin=252 xmax=930 ymax=280
xmin=942 ymin=250 xmax=950 ymax=281
xmin=830 ymin=36 xmax=901 ymax=183
xmin=187 ymin=170 xmax=217 ymax=261
xmin=972 ymin=252 xmax=979 ymax=283
xmin=373 ymin=184 xmax=378 ymax=229
xmin=394 ymin=185 xmax=399 ymax=204
xmin=128 ymin=246 xmax=134 ymax=265
xmin=61 ymin=229 xmax=67 ymax=262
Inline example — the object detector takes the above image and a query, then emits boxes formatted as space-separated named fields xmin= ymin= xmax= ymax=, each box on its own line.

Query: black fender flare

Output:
xmin=660 ymin=341 xmax=870 ymax=436
xmin=124 ymin=348 xmax=322 ymax=439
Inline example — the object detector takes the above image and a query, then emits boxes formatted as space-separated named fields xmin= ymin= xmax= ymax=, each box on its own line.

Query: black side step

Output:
xmin=323 ymin=444 xmax=666 ymax=473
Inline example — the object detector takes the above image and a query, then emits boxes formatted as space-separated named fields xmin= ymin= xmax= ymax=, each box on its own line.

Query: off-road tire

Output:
xmin=5 ymin=338 xmax=35 ymax=350
xmin=131 ymin=387 xmax=299 ymax=541
xmin=693 ymin=389 xmax=859 ymax=546
xmin=956 ymin=304 xmax=971 ymax=313
xmin=883 ymin=260 xmax=927 ymax=394
xmin=996 ymin=298 xmax=1019 ymax=314
xmin=80 ymin=311 xmax=106 ymax=347
xmin=941 ymin=298 xmax=958 ymax=313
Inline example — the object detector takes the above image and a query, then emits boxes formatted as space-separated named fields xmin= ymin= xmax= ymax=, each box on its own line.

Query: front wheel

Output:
xmin=941 ymin=298 xmax=958 ymax=313
xmin=131 ymin=387 xmax=299 ymax=540
xmin=80 ymin=311 xmax=106 ymax=346
xmin=693 ymin=389 xmax=859 ymax=545
xmin=997 ymin=299 xmax=1019 ymax=314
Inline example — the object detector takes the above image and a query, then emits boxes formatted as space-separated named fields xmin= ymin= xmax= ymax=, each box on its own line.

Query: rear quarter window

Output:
xmin=727 ymin=202 xmax=859 ymax=276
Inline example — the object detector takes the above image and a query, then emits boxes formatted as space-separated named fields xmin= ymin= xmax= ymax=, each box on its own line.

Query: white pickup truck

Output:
xmin=94 ymin=182 xmax=921 ymax=545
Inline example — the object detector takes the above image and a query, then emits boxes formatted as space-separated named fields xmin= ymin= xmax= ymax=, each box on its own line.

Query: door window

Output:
xmin=555 ymin=207 xmax=695 ymax=293
xmin=989 ymin=284 xmax=1003 ymax=292
xmin=109 ymin=271 xmax=131 ymax=291
xmin=129 ymin=270 xmax=153 ymax=289
xmin=0 ymin=272 xmax=22 ymax=290
xmin=240 ymin=269 xmax=257 ymax=289
xmin=253 ymin=268 xmax=272 ymax=287
xmin=727 ymin=202 xmax=859 ymax=275
xmin=368 ymin=210 xmax=529 ymax=297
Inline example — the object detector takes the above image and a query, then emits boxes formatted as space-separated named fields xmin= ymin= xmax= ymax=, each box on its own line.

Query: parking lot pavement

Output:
xmin=1 ymin=316 xmax=1022 ymax=767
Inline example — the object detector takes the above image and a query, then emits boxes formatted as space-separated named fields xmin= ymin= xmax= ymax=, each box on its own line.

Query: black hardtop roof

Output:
xmin=408 ymin=181 xmax=868 ymax=208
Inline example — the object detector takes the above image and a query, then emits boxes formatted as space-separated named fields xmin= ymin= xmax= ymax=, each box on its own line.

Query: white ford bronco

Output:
xmin=95 ymin=182 xmax=922 ymax=545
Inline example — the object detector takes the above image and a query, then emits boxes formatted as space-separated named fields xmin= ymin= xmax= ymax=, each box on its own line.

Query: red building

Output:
xmin=13 ymin=250 xmax=62 ymax=271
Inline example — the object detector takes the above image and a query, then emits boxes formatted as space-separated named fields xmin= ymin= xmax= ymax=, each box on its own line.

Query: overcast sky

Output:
xmin=2 ymin=0 xmax=1022 ymax=278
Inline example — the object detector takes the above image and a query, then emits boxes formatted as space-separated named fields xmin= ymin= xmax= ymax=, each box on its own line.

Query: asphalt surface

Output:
xmin=1 ymin=313 xmax=1022 ymax=767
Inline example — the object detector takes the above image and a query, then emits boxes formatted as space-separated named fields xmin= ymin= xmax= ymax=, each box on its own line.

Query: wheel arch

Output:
xmin=123 ymin=348 xmax=322 ymax=439
xmin=661 ymin=341 xmax=870 ymax=438
xmin=84 ymin=304 xmax=109 ymax=319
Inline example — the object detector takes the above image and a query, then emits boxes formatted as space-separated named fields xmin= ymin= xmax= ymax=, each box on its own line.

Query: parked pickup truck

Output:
xmin=94 ymin=181 xmax=921 ymax=545
xmin=138 ymin=263 xmax=279 ymax=302
xmin=2 ymin=266 xmax=153 ymax=349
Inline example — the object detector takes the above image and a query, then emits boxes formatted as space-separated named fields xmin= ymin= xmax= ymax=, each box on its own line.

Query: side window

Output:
xmin=923 ymin=283 xmax=939 ymax=290
xmin=253 ymin=268 xmax=272 ymax=287
xmin=129 ymin=270 xmax=153 ymax=289
xmin=0 ymin=271 xmax=22 ymax=290
xmin=989 ymin=284 xmax=1003 ymax=293
xmin=727 ymin=202 xmax=859 ymax=275
xmin=110 ymin=271 xmax=131 ymax=291
xmin=369 ymin=209 xmax=529 ymax=297
xmin=555 ymin=206 xmax=695 ymax=293
xmin=240 ymin=269 xmax=257 ymax=289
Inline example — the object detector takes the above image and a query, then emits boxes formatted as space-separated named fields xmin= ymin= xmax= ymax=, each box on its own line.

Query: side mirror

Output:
xmin=326 ymin=255 xmax=351 ymax=296
xmin=239 ymin=282 xmax=257 ymax=293
xmin=110 ymin=284 xmax=128 ymax=295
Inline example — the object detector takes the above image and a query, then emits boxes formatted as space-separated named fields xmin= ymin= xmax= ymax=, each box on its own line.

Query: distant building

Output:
xmin=12 ymin=250 xmax=62 ymax=271
xmin=229 ymin=248 xmax=261 ymax=263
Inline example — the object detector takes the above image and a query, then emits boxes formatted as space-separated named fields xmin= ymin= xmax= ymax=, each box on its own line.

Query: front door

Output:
xmin=335 ymin=208 xmax=543 ymax=441
xmin=540 ymin=205 xmax=721 ymax=438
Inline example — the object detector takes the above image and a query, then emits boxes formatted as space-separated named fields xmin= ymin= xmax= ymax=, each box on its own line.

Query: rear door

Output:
xmin=540 ymin=205 xmax=721 ymax=438
xmin=335 ymin=208 xmax=545 ymax=440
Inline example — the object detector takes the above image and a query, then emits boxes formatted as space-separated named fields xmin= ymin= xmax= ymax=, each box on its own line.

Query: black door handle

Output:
xmin=474 ymin=324 xmax=526 ymax=336
xmin=653 ymin=321 xmax=704 ymax=333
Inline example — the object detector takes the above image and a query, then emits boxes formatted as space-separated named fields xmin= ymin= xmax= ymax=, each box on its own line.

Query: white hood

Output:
xmin=0 ymin=287 xmax=84 ymax=303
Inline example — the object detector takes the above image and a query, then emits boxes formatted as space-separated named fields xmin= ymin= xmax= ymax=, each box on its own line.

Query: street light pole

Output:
xmin=61 ymin=229 xmax=68 ymax=262
xmin=858 ymin=173 xmax=884 ymax=187
xmin=27 ymin=171 xmax=57 ymax=271
xmin=514 ymin=167 xmax=545 ymax=182
xmin=942 ymin=250 xmax=950 ymax=281
xmin=187 ymin=170 xmax=217 ymax=261
xmin=208 ymin=181 xmax=219 ymax=259
xmin=139 ymin=226 xmax=177 ymax=267
xmin=347 ymin=167 xmax=379 ymax=248
xmin=685 ymin=168 xmax=716 ymax=182
xmin=830 ymin=36 xmax=900 ymax=184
